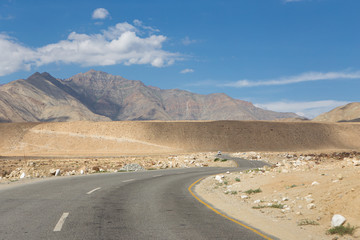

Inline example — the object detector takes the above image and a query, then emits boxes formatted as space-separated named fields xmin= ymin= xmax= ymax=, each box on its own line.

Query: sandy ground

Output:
xmin=1 ymin=121 xmax=360 ymax=239
xmin=196 ymin=151 xmax=360 ymax=240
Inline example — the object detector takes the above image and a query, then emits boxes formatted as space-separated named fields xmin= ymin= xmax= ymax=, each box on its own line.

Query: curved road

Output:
xmin=0 ymin=157 xmax=275 ymax=240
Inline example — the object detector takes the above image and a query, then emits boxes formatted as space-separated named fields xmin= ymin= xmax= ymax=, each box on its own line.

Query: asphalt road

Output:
xmin=0 ymin=157 xmax=275 ymax=240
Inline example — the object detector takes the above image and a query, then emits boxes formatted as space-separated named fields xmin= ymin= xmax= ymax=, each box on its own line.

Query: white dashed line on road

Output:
xmin=122 ymin=179 xmax=135 ymax=183
xmin=53 ymin=212 xmax=69 ymax=232
xmin=86 ymin=187 xmax=101 ymax=195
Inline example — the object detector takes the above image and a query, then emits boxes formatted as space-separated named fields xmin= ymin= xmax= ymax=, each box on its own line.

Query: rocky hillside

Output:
xmin=0 ymin=70 xmax=299 ymax=122
xmin=313 ymin=102 xmax=360 ymax=122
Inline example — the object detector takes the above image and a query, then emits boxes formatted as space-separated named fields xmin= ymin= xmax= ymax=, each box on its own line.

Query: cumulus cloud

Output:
xmin=255 ymin=100 xmax=350 ymax=119
xmin=92 ymin=8 xmax=110 ymax=19
xmin=222 ymin=71 xmax=360 ymax=88
xmin=180 ymin=68 xmax=194 ymax=74
xmin=0 ymin=21 xmax=179 ymax=76
xmin=0 ymin=34 xmax=36 ymax=76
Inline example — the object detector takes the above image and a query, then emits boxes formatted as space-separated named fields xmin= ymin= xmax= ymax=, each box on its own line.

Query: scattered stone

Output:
xmin=80 ymin=169 xmax=84 ymax=175
xmin=307 ymin=203 xmax=316 ymax=209
xmin=305 ymin=195 xmax=314 ymax=203
xmin=254 ymin=199 xmax=261 ymax=204
xmin=119 ymin=163 xmax=145 ymax=172
xmin=337 ymin=174 xmax=343 ymax=180
xmin=55 ymin=169 xmax=61 ymax=176
xmin=49 ymin=169 xmax=56 ymax=175
xmin=353 ymin=160 xmax=360 ymax=166
xmin=215 ymin=175 xmax=224 ymax=181
xmin=282 ymin=197 xmax=289 ymax=201
xmin=331 ymin=214 xmax=346 ymax=227
xmin=241 ymin=195 xmax=249 ymax=199
xmin=19 ymin=172 xmax=25 ymax=179
xmin=311 ymin=181 xmax=319 ymax=186
xmin=92 ymin=166 xmax=100 ymax=172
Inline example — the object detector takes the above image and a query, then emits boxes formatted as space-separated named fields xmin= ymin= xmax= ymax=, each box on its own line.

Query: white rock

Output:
xmin=311 ymin=181 xmax=319 ymax=186
xmin=80 ymin=169 xmax=84 ymax=175
xmin=331 ymin=214 xmax=346 ymax=227
xmin=55 ymin=169 xmax=61 ymax=176
xmin=305 ymin=195 xmax=314 ymax=203
xmin=241 ymin=195 xmax=249 ymax=199
xmin=215 ymin=175 xmax=224 ymax=181
xmin=19 ymin=172 xmax=25 ymax=179
xmin=254 ymin=199 xmax=261 ymax=204
xmin=353 ymin=160 xmax=360 ymax=166
xmin=281 ymin=169 xmax=289 ymax=173
xmin=307 ymin=203 xmax=316 ymax=209
xmin=282 ymin=197 xmax=289 ymax=201
xmin=226 ymin=171 xmax=230 ymax=174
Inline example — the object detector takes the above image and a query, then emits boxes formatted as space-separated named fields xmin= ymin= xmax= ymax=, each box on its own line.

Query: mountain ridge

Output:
xmin=0 ymin=70 xmax=300 ymax=122
xmin=313 ymin=102 xmax=360 ymax=122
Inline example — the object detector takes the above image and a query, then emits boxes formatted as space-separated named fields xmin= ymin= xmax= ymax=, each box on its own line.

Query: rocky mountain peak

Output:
xmin=0 ymin=71 xmax=301 ymax=122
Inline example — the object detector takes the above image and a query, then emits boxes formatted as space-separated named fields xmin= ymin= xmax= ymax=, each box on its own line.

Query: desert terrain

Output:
xmin=1 ymin=120 xmax=360 ymax=239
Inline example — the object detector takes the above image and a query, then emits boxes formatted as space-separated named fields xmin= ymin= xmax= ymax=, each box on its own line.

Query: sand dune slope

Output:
xmin=1 ymin=121 xmax=360 ymax=156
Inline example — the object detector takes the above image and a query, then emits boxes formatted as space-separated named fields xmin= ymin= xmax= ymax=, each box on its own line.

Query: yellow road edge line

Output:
xmin=188 ymin=177 xmax=273 ymax=240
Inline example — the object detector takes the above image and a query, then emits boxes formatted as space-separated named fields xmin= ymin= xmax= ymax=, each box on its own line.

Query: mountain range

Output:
xmin=0 ymin=70 xmax=301 ymax=122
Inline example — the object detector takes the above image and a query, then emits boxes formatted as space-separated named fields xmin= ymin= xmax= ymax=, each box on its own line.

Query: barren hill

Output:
xmin=0 ymin=70 xmax=299 ymax=122
xmin=313 ymin=102 xmax=360 ymax=122
xmin=1 ymin=121 xmax=360 ymax=157
xmin=0 ymin=72 xmax=110 ymax=122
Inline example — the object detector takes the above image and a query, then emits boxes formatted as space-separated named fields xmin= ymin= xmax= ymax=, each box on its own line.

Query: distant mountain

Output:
xmin=313 ymin=102 xmax=360 ymax=122
xmin=0 ymin=70 xmax=300 ymax=122
xmin=0 ymin=72 xmax=110 ymax=122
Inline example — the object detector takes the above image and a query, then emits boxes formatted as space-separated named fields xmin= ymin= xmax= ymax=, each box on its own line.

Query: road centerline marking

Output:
xmin=53 ymin=212 xmax=69 ymax=232
xmin=86 ymin=187 xmax=101 ymax=195
xmin=122 ymin=179 xmax=135 ymax=182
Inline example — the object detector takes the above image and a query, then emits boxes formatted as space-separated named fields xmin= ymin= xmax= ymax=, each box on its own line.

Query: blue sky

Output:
xmin=0 ymin=0 xmax=359 ymax=118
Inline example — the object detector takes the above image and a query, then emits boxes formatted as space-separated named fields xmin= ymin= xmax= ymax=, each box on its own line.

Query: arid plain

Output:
xmin=1 ymin=120 xmax=360 ymax=239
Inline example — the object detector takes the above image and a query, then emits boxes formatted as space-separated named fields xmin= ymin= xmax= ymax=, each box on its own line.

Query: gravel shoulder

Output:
xmin=196 ymin=151 xmax=360 ymax=240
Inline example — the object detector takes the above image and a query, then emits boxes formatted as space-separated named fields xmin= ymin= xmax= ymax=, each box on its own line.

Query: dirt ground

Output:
xmin=196 ymin=151 xmax=360 ymax=240
xmin=1 ymin=121 xmax=360 ymax=239
xmin=0 ymin=152 xmax=235 ymax=183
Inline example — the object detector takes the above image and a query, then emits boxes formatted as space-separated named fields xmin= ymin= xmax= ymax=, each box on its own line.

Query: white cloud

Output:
xmin=180 ymin=68 xmax=194 ymax=74
xmin=0 ymin=34 xmax=36 ymax=76
xmin=0 ymin=21 xmax=179 ymax=76
xmin=222 ymin=71 xmax=360 ymax=88
xmin=255 ymin=100 xmax=350 ymax=119
xmin=92 ymin=8 xmax=110 ymax=20
xmin=182 ymin=36 xmax=197 ymax=45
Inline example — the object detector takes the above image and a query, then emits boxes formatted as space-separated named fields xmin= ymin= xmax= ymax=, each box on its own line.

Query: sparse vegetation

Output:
xmin=230 ymin=191 xmax=238 ymax=195
xmin=286 ymin=184 xmax=297 ymax=189
xmin=214 ymin=158 xmax=220 ymax=162
xmin=221 ymin=158 xmax=228 ymax=162
xmin=224 ymin=180 xmax=228 ymax=185
xmin=235 ymin=177 xmax=240 ymax=182
xmin=245 ymin=188 xmax=262 ymax=194
xmin=252 ymin=203 xmax=284 ymax=209
xmin=147 ymin=168 xmax=157 ymax=170
xmin=297 ymin=219 xmax=319 ymax=226
xmin=327 ymin=224 xmax=356 ymax=236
